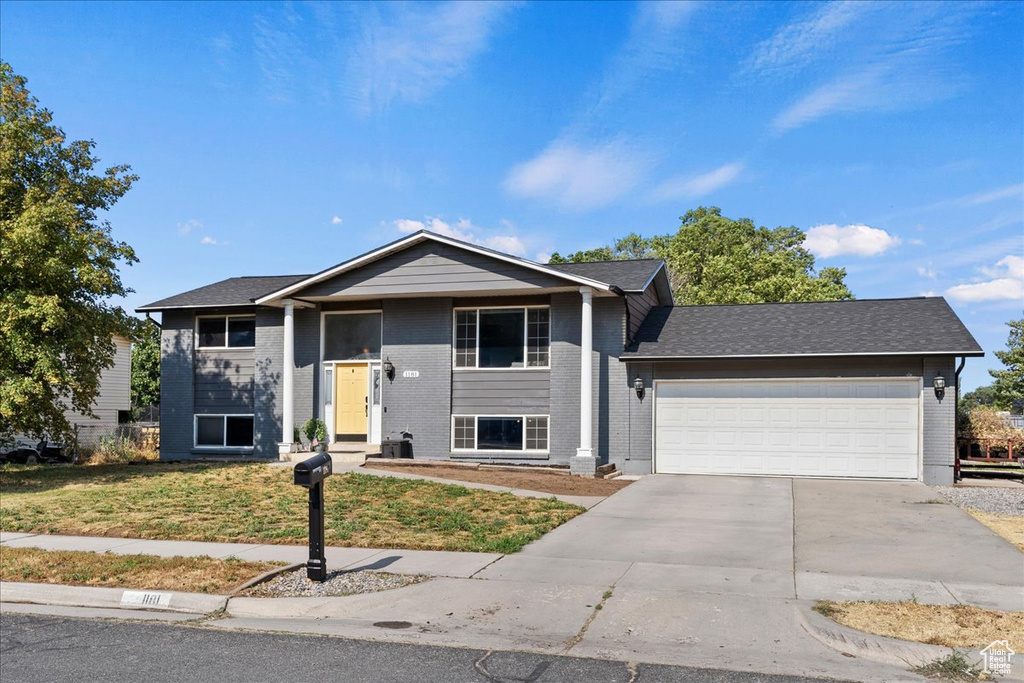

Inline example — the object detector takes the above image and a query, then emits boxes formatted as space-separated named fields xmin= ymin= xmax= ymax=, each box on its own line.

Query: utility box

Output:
xmin=380 ymin=439 xmax=411 ymax=459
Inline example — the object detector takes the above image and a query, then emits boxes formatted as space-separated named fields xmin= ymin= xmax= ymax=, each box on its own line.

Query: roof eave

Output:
xmin=619 ymin=350 xmax=985 ymax=361
xmin=135 ymin=302 xmax=260 ymax=313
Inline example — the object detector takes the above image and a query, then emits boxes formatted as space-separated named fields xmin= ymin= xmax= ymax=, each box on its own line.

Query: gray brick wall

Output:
xmin=293 ymin=308 xmax=320 ymax=432
xmin=593 ymin=297 xmax=630 ymax=468
xmin=922 ymin=356 xmax=955 ymax=485
xmin=549 ymin=293 xmax=581 ymax=464
xmin=380 ymin=298 xmax=453 ymax=459
xmin=159 ymin=310 xmax=195 ymax=460
xmin=253 ymin=308 xmax=283 ymax=459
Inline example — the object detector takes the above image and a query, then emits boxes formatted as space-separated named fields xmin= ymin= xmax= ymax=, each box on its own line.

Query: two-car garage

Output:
xmin=653 ymin=378 xmax=921 ymax=480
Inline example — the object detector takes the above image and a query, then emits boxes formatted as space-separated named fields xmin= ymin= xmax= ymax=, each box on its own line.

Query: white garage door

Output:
xmin=654 ymin=379 xmax=921 ymax=479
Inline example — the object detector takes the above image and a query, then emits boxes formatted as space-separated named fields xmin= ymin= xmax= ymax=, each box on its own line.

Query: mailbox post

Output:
xmin=293 ymin=452 xmax=333 ymax=581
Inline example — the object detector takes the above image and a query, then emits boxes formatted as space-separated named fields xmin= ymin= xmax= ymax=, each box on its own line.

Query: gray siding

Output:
xmin=624 ymin=355 xmax=957 ymax=483
xmin=625 ymin=282 xmax=660 ymax=342
xmin=159 ymin=310 xmax=195 ymax=460
xmin=380 ymin=298 xmax=453 ymax=458
xmin=194 ymin=348 xmax=254 ymax=414
xmin=451 ymin=370 xmax=550 ymax=414
xmin=299 ymin=242 xmax=570 ymax=299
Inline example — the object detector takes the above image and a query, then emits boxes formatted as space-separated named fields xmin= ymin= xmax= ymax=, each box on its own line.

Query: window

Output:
xmin=195 ymin=415 xmax=254 ymax=448
xmin=324 ymin=312 xmax=381 ymax=361
xmin=197 ymin=316 xmax=255 ymax=348
xmin=453 ymin=307 xmax=549 ymax=369
xmin=452 ymin=416 xmax=548 ymax=452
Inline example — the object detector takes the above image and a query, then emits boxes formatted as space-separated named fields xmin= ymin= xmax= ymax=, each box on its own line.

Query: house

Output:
xmin=137 ymin=230 xmax=982 ymax=484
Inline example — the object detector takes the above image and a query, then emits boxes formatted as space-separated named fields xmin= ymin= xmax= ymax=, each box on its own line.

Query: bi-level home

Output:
xmin=138 ymin=230 xmax=982 ymax=483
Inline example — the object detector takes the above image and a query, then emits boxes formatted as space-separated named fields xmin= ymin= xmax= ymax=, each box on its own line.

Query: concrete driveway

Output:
xmin=478 ymin=474 xmax=1023 ymax=610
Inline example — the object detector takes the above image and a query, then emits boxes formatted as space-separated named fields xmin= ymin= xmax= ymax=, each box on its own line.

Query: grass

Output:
xmin=0 ymin=547 xmax=282 ymax=594
xmin=0 ymin=463 xmax=584 ymax=553
xmin=913 ymin=651 xmax=983 ymax=681
xmin=813 ymin=600 xmax=1024 ymax=650
xmin=967 ymin=510 xmax=1024 ymax=552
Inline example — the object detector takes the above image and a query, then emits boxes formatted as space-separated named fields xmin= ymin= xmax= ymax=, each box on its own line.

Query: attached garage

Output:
xmin=620 ymin=297 xmax=985 ymax=485
xmin=654 ymin=378 xmax=921 ymax=479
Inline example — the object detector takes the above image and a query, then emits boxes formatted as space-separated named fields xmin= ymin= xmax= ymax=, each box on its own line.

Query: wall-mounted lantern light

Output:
xmin=633 ymin=376 xmax=645 ymax=400
xmin=383 ymin=357 xmax=395 ymax=381
xmin=933 ymin=374 xmax=946 ymax=400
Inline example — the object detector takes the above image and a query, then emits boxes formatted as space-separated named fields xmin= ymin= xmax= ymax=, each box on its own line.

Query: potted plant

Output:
xmin=302 ymin=418 xmax=328 ymax=453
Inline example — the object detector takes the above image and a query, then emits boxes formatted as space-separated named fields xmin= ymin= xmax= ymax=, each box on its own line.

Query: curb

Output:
xmin=0 ymin=581 xmax=227 ymax=615
xmin=796 ymin=606 xmax=1020 ymax=680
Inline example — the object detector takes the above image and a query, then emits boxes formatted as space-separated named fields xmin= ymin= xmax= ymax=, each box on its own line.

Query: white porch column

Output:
xmin=577 ymin=286 xmax=594 ymax=458
xmin=280 ymin=299 xmax=295 ymax=452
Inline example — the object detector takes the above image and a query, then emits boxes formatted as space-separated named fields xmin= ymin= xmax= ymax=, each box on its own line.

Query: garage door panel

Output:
xmin=655 ymin=379 xmax=920 ymax=480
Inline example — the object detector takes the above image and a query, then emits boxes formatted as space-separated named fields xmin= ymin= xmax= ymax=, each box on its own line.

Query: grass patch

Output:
xmin=913 ymin=651 xmax=983 ymax=681
xmin=817 ymin=601 xmax=1024 ymax=649
xmin=967 ymin=510 xmax=1024 ymax=552
xmin=0 ymin=463 xmax=583 ymax=553
xmin=0 ymin=547 xmax=281 ymax=593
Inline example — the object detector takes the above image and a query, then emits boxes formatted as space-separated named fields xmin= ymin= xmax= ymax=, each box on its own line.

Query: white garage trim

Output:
xmin=653 ymin=377 xmax=923 ymax=480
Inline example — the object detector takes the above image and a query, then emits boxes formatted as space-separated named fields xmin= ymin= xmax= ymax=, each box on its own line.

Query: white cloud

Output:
xmin=346 ymin=2 xmax=515 ymax=115
xmin=649 ymin=162 xmax=744 ymax=201
xmin=392 ymin=217 xmax=526 ymax=257
xmin=746 ymin=1 xmax=868 ymax=77
xmin=945 ymin=254 xmax=1024 ymax=303
xmin=331 ymin=215 xmax=343 ymax=225
xmin=200 ymin=236 xmax=226 ymax=246
xmin=504 ymin=139 xmax=648 ymax=211
xmin=803 ymin=223 xmax=901 ymax=258
xmin=916 ymin=265 xmax=937 ymax=279
xmin=961 ymin=184 xmax=1024 ymax=207
xmin=177 ymin=219 xmax=203 ymax=235
xmin=535 ymin=252 xmax=551 ymax=264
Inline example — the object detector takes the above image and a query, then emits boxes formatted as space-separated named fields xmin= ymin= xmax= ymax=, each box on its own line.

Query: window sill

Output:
xmin=451 ymin=452 xmax=550 ymax=461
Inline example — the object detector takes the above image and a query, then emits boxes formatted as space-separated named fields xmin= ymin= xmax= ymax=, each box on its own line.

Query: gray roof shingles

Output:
xmin=547 ymin=259 xmax=664 ymax=291
xmin=622 ymin=297 xmax=983 ymax=358
xmin=137 ymin=275 xmax=310 ymax=312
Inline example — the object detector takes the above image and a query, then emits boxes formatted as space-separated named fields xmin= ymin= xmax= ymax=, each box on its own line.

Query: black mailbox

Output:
xmin=292 ymin=453 xmax=333 ymax=581
xmin=293 ymin=452 xmax=333 ymax=487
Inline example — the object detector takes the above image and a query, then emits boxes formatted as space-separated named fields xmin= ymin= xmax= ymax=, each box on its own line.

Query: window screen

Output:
xmin=527 ymin=309 xmax=549 ymax=367
xmin=454 ymin=311 xmax=477 ymax=368
xmin=453 ymin=416 xmax=475 ymax=450
xmin=525 ymin=417 xmax=548 ymax=450
xmin=324 ymin=313 xmax=381 ymax=360
xmin=479 ymin=310 xmax=525 ymax=368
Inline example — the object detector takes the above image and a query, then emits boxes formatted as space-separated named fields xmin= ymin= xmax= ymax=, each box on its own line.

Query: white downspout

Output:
xmin=281 ymin=299 xmax=295 ymax=454
xmin=577 ymin=286 xmax=594 ymax=458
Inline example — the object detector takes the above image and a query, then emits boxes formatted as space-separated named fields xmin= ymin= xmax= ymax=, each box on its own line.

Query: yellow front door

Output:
xmin=335 ymin=365 xmax=368 ymax=439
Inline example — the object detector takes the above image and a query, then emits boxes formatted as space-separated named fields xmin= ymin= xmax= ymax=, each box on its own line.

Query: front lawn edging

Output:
xmin=231 ymin=562 xmax=304 ymax=596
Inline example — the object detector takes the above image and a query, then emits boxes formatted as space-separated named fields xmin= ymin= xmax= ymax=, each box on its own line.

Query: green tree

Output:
xmin=961 ymin=383 xmax=997 ymax=408
xmin=549 ymin=207 xmax=853 ymax=305
xmin=1 ymin=62 xmax=139 ymax=442
xmin=990 ymin=318 xmax=1024 ymax=410
xmin=131 ymin=319 xmax=161 ymax=414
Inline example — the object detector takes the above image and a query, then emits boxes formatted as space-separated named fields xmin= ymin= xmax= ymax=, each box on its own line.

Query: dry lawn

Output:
xmin=364 ymin=463 xmax=631 ymax=496
xmin=968 ymin=510 xmax=1024 ymax=551
xmin=0 ymin=463 xmax=583 ymax=553
xmin=816 ymin=600 xmax=1024 ymax=649
xmin=0 ymin=546 xmax=281 ymax=593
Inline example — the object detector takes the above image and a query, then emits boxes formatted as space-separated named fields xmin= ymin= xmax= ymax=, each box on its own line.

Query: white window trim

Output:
xmin=195 ymin=314 xmax=256 ymax=350
xmin=452 ymin=305 xmax=551 ymax=371
xmin=450 ymin=414 xmax=550 ymax=453
xmin=194 ymin=413 xmax=255 ymax=450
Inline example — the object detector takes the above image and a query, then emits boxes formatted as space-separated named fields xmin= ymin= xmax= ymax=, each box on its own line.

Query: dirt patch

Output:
xmin=363 ymin=463 xmax=632 ymax=496
xmin=0 ymin=546 xmax=283 ymax=594
xmin=967 ymin=510 xmax=1024 ymax=552
xmin=815 ymin=600 xmax=1024 ymax=649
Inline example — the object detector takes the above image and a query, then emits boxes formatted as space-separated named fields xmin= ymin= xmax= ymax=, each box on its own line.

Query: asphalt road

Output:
xmin=0 ymin=613 xmax=853 ymax=683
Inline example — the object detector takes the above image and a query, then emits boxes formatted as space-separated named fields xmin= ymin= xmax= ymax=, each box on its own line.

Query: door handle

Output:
xmin=365 ymin=396 xmax=368 ymax=416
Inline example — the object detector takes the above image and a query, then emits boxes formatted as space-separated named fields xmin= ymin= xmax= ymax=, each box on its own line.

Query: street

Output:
xmin=0 ymin=613 xmax=852 ymax=683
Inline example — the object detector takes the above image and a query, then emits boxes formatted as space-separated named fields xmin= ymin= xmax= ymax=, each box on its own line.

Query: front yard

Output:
xmin=0 ymin=463 xmax=584 ymax=554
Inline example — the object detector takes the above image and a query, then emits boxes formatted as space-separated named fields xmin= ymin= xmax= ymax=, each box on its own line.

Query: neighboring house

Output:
xmin=137 ymin=230 xmax=983 ymax=484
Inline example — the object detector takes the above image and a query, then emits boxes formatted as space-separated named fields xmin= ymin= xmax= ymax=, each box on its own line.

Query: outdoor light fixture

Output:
xmin=383 ymin=357 xmax=395 ymax=381
xmin=933 ymin=374 xmax=946 ymax=400
xmin=633 ymin=376 xmax=645 ymax=399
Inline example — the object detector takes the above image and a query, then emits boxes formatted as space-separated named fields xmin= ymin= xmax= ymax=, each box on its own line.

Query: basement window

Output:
xmin=195 ymin=415 xmax=254 ymax=449
xmin=451 ymin=416 xmax=548 ymax=452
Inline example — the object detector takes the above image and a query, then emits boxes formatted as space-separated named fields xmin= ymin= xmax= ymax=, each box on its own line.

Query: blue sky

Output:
xmin=3 ymin=0 xmax=1022 ymax=390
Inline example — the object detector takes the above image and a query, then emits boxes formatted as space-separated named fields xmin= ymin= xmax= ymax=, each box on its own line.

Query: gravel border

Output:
xmin=243 ymin=568 xmax=429 ymax=598
xmin=933 ymin=486 xmax=1024 ymax=516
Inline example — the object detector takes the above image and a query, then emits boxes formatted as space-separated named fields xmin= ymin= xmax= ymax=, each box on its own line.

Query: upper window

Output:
xmin=198 ymin=316 xmax=255 ymax=348
xmin=324 ymin=312 xmax=381 ymax=361
xmin=454 ymin=307 xmax=549 ymax=369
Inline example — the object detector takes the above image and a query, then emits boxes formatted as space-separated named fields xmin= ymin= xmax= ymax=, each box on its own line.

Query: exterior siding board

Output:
xmin=380 ymin=298 xmax=453 ymax=459
xmin=922 ymin=356 xmax=956 ymax=485
xmin=625 ymin=283 xmax=660 ymax=341
xmin=451 ymin=370 xmax=550 ymax=414
xmin=159 ymin=310 xmax=195 ymax=460
xmin=194 ymin=349 xmax=255 ymax=414
xmin=299 ymin=243 xmax=569 ymax=299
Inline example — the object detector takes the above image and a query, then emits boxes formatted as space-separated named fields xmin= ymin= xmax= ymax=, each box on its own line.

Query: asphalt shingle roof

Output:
xmin=137 ymin=275 xmax=310 ymax=312
xmin=547 ymin=259 xmax=664 ymax=291
xmin=622 ymin=297 xmax=983 ymax=358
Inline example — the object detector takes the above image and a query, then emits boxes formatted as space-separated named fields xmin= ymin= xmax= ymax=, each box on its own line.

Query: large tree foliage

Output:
xmin=990 ymin=318 xmax=1024 ymax=410
xmin=549 ymin=207 xmax=853 ymax=305
xmin=131 ymin=319 xmax=160 ymax=414
xmin=1 ymin=62 xmax=139 ymax=442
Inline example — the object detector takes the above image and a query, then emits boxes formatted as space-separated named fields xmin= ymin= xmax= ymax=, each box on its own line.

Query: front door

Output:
xmin=335 ymin=365 xmax=368 ymax=441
